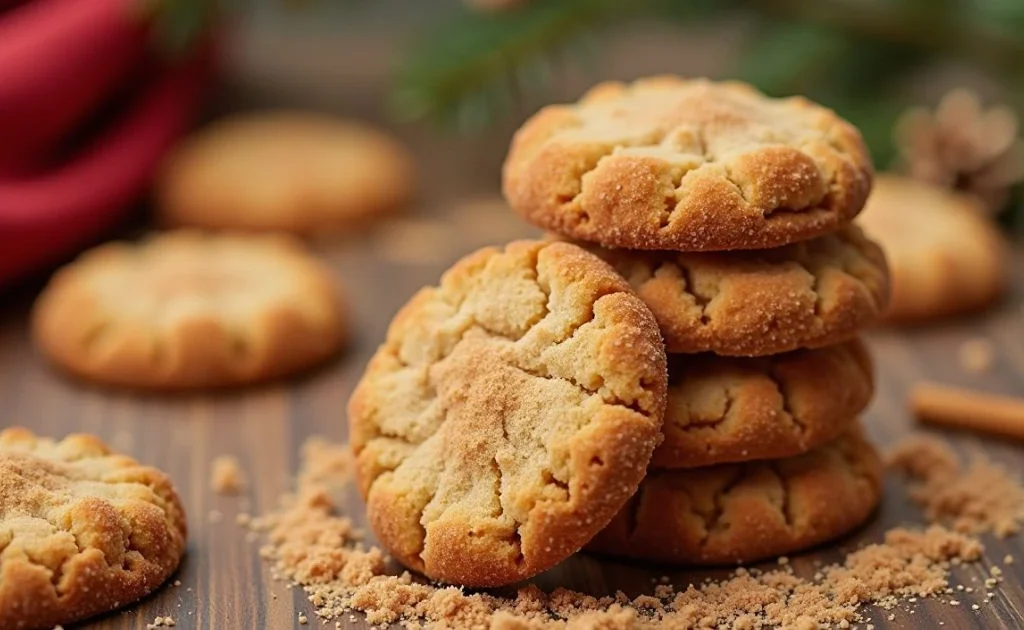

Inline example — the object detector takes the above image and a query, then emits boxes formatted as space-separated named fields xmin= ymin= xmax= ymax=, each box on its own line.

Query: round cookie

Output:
xmin=32 ymin=230 xmax=346 ymax=390
xmin=157 ymin=111 xmax=415 ymax=235
xmin=0 ymin=427 xmax=186 ymax=629
xmin=588 ymin=427 xmax=882 ymax=566
xmin=503 ymin=76 xmax=873 ymax=252
xmin=856 ymin=173 xmax=1008 ymax=323
xmin=565 ymin=225 xmax=889 ymax=356
xmin=655 ymin=339 xmax=873 ymax=469
xmin=349 ymin=240 xmax=668 ymax=587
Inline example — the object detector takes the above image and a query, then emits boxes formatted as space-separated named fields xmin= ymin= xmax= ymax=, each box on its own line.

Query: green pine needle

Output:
xmin=389 ymin=0 xmax=648 ymax=130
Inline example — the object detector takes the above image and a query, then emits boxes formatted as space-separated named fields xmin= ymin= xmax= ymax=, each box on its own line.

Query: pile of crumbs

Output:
xmin=147 ymin=616 xmax=176 ymax=628
xmin=210 ymin=455 xmax=247 ymax=495
xmin=888 ymin=436 xmax=1024 ymax=536
xmin=242 ymin=437 xmax=1000 ymax=629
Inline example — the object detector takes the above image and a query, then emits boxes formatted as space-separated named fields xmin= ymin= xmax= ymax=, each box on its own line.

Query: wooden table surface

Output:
xmin=4 ymin=45 xmax=1024 ymax=630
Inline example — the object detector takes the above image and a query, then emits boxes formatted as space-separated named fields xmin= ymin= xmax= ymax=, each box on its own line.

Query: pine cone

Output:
xmin=894 ymin=88 xmax=1024 ymax=213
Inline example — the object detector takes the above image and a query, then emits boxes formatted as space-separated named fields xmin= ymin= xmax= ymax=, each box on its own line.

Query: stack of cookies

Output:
xmin=502 ymin=76 xmax=891 ymax=565
xmin=349 ymin=75 xmax=892 ymax=591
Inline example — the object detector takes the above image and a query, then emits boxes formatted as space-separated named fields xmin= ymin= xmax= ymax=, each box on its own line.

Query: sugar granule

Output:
xmin=248 ymin=438 xmax=988 ymax=629
xmin=888 ymin=436 xmax=1024 ymax=536
xmin=211 ymin=455 xmax=247 ymax=494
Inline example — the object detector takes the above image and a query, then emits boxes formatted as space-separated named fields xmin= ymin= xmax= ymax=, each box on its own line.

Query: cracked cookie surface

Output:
xmin=655 ymin=339 xmax=873 ymax=469
xmin=857 ymin=174 xmax=1008 ymax=323
xmin=31 ymin=230 xmax=346 ymax=390
xmin=348 ymin=240 xmax=667 ymax=587
xmin=588 ymin=427 xmax=882 ymax=566
xmin=503 ymin=76 xmax=873 ymax=252
xmin=565 ymin=224 xmax=889 ymax=356
xmin=0 ymin=427 xmax=187 ymax=630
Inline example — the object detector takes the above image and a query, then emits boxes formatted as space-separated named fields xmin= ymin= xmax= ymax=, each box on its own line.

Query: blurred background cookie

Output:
xmin=857 ymin=174 xmax=1009 ymax=324
xmin=31 ymin=230 xmax=347 ymax=390
xmin=0 ymin=427 xmax=186 ymax=629
xmin=156 ymin=111 xmax=416 ymax=236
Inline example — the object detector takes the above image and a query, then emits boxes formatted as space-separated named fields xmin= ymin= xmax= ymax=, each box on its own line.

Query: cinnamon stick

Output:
xmin=910 ymin=382 xmax=1024 ymax=440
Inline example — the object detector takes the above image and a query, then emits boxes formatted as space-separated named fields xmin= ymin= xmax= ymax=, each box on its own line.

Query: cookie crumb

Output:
xmin=959 ymin=338 xmax=994 ymax=373
xmin=147 ymin=617 xmax=175 ymax=628
xmin=888 ymin=436 xmax=1024 ymax=536
xmin=211 ymin=455 xmax=246 ymax=494
xmin=173 ymin=580 xmax=181 ymax=587
xmin=250 ymin=437 xmax=987 ymax=628
xmin=298 ymin=613 xmax=308 ymax=625
xmin=1005 ymin=554 xmax=1014 ymax=564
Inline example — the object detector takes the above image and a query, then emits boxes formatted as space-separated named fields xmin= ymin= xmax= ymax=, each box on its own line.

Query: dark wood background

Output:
xmin=2 ymin=8 xmax=1024 ymax=629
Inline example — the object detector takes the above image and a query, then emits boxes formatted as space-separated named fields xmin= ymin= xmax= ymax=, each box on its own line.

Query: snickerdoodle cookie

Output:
xmin=589 ymin=427 xmax=882 ymax=565
xmin=857 ymin=173 xmax=1008 ymax=323
xmin=157 ymin=112 xmax=415 ymax=235
xmin=32 ymin=231 xmax=346 ymax=390
xmin=655 ymin=339 xmax=873 ymax=469
xmin=503 ymin=76 xmax=873 ymax=252
xmin=565 ymin=225 xmax=889 ymax=356
xmin=349 ymin=240 xmax=667 ymax=587
xmin=0 ymin=427 xmax=186 ymax=629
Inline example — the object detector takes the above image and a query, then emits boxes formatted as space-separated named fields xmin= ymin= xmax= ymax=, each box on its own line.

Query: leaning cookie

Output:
xmin=560 ymin=225 xmax=889 ymax=356
xmin=349 ymin=240 xmax=667 ymax=588
xmin=588 ymin=427 xmax=882 ymax=566
xmin=157 ymin=111 xmax=415 ymax=235
xmin=654 ymin=339 xmax=873 ymax=469
xmin=31 ymin=230 xmax=346 ymax=390
xmin=857 ymin=173 xmax=1008 ymax=323
xmin=503 ymin=76 xmax=873 ymax=252
xmin=0 ymin=427 xmax=187 ymax=630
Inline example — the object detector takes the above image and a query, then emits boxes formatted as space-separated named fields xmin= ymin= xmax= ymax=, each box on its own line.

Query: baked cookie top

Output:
xmin=0 ymin=427 xmax=186 ymax=630
xmin=568 ymin=224 xmax=889 ymax=356
xmin=349 ymin=240 xmax=667 ymax=587
xmin=857 ymin=173 xmax=1008 ymax=323
xmin=655 ymin=339 xmax=873 ymax=469
xmin=589 ymin=427 xmax=881 ymax=565
xmin=503 ymin=76 xmax=873 ymax=252
xmin=31 ymin=230 xmax=346 ymax=390
xmin=157 ymin=111 xmax=415 ymax=234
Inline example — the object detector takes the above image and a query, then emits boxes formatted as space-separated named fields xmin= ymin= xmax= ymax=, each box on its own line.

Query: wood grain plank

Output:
xmin=2 ymin=80 xmax=1023 ymax=630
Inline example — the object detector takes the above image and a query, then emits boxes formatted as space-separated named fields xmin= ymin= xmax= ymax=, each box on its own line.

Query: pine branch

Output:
xmin=755 ymin=0 xmax=1024 ymax=74
xmin=733 ymin=19 xmax=926 ymax=167
xmin=389 ymin=0 xmax=650 ymax=130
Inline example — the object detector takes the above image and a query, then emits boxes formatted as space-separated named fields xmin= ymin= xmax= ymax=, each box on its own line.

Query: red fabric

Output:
xmin=0 ymin=43 xmax=215 ymax=287
xmin=0 ymin=0 xmax=151 ymax=174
